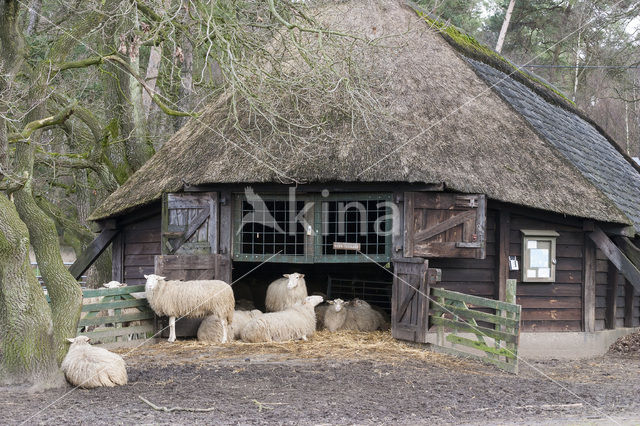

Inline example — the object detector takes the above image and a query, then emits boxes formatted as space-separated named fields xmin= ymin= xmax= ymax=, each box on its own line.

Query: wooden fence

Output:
xmin=429 ymin=279 xmax=521 ymax=373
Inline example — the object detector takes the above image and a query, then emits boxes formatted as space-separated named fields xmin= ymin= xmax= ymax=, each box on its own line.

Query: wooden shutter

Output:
xmin=154 ymin=254 xmax=232 ymax=338
xmin=162 ymin=192 xmax=218 ymax=255
xmin=391 ymin=258 xmax=431 ymax=343
xmin=404 ymin=192 xmax=486 ymax=259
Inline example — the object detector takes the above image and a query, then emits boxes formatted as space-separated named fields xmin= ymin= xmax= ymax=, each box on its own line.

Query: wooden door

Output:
xmin=154 ymin=254 xmax=232 ymax=338
xmin=404 ymin=192 xmax=486 ymax=259
xmin=162 ymin=192 xmax=218 ymax=255
xmin=392 ymin=258 xmax=430 ymax=343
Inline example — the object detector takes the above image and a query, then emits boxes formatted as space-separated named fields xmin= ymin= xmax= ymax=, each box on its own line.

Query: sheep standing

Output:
xmin=144 ymin=274 xmax=235 ymax=343
xmin=61 ymin=336 xmax=127 ymax=388
xmin=241 ymin=296 xmax=323 ymax=342
xmin=265 ymin=273 xmax=308 ymax=312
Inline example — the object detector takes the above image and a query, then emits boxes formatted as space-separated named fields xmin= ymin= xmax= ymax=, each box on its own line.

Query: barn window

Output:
xmin=521 ymin=230 xmax=558 ymax=283
xmin=233 ymin=192 xmax=393 ymax=263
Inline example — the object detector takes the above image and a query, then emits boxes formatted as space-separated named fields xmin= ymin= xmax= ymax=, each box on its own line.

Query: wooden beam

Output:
xmin=601 ymin=224 xmax=636 ymax=237
xmin=624 ymin=279 xmax=635 ymax=328
xmin=588 ymin=227 xmax=640 ymax=293
xmin=413 ymin=209 xmax=476 ymax=243
xmin=69 ymin=228 xmax=120 ymax=280
xmin=614 ymin=236 xmax=640 ymax=268
xmin=111 ymin=233 xmax=124 ymax=282
xmin=183 ymin=182 xmax=446 ymax=193
xmin=583 ymin=237 xmax=596 ymax=332
xmin=605 ymin=261 xmax=618 ymax=330
xmin=496 ymin=209 xmax=510 ymax=301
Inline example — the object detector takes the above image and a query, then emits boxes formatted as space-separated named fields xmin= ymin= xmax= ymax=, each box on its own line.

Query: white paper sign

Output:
xmin=530 ymin=249 xmax=549 ymax=268
xmin=526 ymin=269 xmax=537 ymax=278
xmin=527 ymin=240 xmax=537 ymax=249
xmin=538 ymin=268 xmax=550 ymax=278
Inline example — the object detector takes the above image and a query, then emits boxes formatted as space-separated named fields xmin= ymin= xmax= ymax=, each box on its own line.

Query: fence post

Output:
xmin=505 ymin=279 xmax=518 ymax=372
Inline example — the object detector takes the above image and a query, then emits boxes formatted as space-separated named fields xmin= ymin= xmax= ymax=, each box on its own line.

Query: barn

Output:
xmin=78 ymin=0 xmax=640 ymax=358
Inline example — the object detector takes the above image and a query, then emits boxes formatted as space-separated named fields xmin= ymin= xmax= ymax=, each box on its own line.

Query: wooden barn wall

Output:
xmin=119 ymin=215 xmax=162 ymax=285
xmin=508 ymin=215 xmax=584 ymax=332
xmin=427 ymin=210 xmax=496 ymax=300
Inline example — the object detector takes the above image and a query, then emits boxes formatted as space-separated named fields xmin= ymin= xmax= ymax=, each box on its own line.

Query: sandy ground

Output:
xmin=1 ymin=331 xmax=639 ymax=425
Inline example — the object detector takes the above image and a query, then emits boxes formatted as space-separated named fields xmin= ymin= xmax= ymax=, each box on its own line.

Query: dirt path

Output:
xmin=1 ymin=332 xmax=639 ymax=425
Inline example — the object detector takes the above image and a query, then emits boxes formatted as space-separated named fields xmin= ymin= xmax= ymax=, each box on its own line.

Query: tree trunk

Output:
xmin=495 ymin=0 xmax=516 ymax=54
xmin=128 ymin=40 xmax=154 ymax=170
xmin=25 ymin=0 xmax=41 ymax=36
xmin=143 ymin=47 xmax=163 ymax=119
xmin=0 ymin=193 xmax=64 ymax=389
xmin=175 ymin=31 xmax=193 ymax=131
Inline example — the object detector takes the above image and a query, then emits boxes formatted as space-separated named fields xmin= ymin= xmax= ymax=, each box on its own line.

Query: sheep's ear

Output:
xmin=283 ymin=274 xmax=290 ymax=278
xmin=327 ymin=300 xmax=334 ymax=304
xmin=299 ymin=274 xmax=305 ymax=278
xmin=144 ymin=274 xmax=149 ymax=279
xmin=66 ymin=338 xmax=75 ymax=343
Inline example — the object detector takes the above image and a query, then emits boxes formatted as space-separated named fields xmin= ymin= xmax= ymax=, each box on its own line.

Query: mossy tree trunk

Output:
xmin=0 ymin=193 xmax=64 ymax=389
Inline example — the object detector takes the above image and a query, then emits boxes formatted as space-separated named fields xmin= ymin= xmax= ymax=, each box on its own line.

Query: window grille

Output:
xmin=327 ymin=276 xmax=392 ymax=313
xmin=233 ymin=193 xmax=393 ymax=263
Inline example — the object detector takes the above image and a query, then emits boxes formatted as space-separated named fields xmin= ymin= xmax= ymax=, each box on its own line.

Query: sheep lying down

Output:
xmin=61 ymin=336 xmax=127 ymax=389
xmin=241 ymin=295 xmax=323 ymax=343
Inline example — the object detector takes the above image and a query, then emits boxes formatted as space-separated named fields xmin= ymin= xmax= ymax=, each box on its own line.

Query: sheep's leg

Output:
xmin=168 ymin=316 xmax=176 ymax=342
xmin=221 ymin=319 xmax=228 ymax=344
xmin=301 ymin=335 xmax=308 ymax=341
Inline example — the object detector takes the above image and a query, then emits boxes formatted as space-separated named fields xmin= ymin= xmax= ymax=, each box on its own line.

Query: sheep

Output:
xmin=323 ymin=298 xmax=349 ymax=332
xmin=230 ymin=309 xmax=263 ymax=340
xmin=61 ymin=336 xmax=127 ymax=388
xmin=241 ymin=295 xmax=323 ymax=343
xmin=197 ymin=315 xmax=233 ymax=343
xmin=315 ymin=303 xmax=329 ymax=330
xmin=324 ymin=298 xmax=387 ymax=332
xmin=265 ymin=272 xmax=308 ymax=312
xmin=144 ymin=274 xmax=235 ymax=343
xmin=348 ymin=298 xmax=387 ymax=332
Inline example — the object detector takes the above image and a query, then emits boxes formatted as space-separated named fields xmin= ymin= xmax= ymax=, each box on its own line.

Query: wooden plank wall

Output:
xmin=122 ymin=215 xmax=162 ymax=285
xmin=509 ymin=215 xmax=584 ymax=332
xmin=428 ymin=211 xmax=496 ymax=299
xmin=595 ymin=250 xmax=640 ymax=330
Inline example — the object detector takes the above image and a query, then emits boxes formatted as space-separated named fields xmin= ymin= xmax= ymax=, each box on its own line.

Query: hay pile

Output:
xmin=117 ymin=330 xmax=479 ymax=372
xmin=609 ymin=331 xmax=640 ymax=356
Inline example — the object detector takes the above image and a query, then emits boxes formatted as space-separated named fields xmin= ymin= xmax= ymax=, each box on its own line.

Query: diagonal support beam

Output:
xmin=588 ymin=227 xmax=640 ymax=293
xmin=69 ymin=228 xmax=120 ymax=280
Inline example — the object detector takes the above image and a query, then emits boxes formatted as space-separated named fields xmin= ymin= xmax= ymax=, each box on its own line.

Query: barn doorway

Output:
xmin=231 ymin=261 xmax=393 ymax=314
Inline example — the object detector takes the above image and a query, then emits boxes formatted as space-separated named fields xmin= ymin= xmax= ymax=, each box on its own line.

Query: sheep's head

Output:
xmin=283 ymin=272 xmax=305 ymax=289
xmin=303 ymin=295 xmax=323 ymax=307
xmin=351 ymin=298 xmax=370 ymax=308
xmin=144 ymin=274 xmax=166 ymax=291
xmin=327 ymin=298 xmax=346 ymax=312
xmin=67 ymin=336 xmax=91 ymax=346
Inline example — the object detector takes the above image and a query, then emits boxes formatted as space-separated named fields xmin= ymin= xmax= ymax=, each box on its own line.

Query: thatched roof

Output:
xmin=89 ymin=0 xmax=632 ymax=228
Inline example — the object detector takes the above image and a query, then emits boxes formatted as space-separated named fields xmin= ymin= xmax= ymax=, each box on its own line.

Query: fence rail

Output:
xmin=47 ymin=284 xmax=154 ymax=347
xmin=429 ymin=280 xmax=521 ymax=373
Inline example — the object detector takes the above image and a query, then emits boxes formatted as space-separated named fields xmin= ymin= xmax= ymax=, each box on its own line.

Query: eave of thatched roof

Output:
xmin=89 ymin=0 xmax=631 ymax=228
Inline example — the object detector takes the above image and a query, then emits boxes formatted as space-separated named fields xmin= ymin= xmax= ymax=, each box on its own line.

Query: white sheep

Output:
xmin=265 ymin=272 xmax=308 ymax=312
xmin=197 ymin=314 xmax=233 ymax=343
xmin=324 ymin=298 xmax=387 ymax=332
xmin=323 ymin=298 xmax=349 ymax=332
xmin=144 ymin=274 xmax=235 ymax=343
xmin=198 ymin=309 xmax=263 ymax=342
xmin=61 ymin=336 xmax=127 ymax=388
xmin=241 ymin=295 xmax=323 ymax=343
xmin=230 ymin=309 xmax=263 ymax=340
